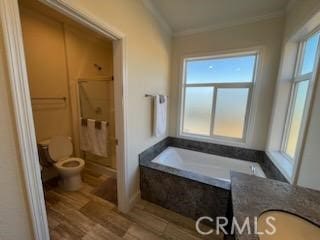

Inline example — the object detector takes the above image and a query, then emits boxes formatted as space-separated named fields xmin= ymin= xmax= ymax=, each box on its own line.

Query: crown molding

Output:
xmin=141 ymin=0 xmax=172 ymax=34
xmin=174 ymin=10 xmax=285 ymax=37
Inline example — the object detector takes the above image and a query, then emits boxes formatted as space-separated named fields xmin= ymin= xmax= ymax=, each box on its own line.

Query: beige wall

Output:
xmin=0 ymin=21 xmax=33 ymax=240
xmin=169 ymin=17 xmax=284 ymax=150
xmin=21 ymin=8 xmax=73 ymax=141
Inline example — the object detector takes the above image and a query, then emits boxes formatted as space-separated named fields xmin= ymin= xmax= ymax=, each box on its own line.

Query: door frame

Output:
xmin=0 ymin=0 xmax=129 ymax=239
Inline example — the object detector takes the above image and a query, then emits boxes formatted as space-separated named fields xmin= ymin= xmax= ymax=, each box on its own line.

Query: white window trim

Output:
xmin=278 ymin=29 xmax=320 ymax=182
xmin=177 ymin=48 xmax=262 ymax=148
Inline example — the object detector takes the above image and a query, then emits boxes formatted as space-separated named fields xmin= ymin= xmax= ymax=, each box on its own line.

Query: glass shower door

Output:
xmin=78 ymin=78 xmax=116 ymax=169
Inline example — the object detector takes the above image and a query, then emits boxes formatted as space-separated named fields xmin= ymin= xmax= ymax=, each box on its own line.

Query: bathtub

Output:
xmin=152 ymin=147 xmax=265 ymax=182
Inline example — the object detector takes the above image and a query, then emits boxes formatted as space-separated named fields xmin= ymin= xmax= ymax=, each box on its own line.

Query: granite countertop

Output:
xmin=231 ymin=172 xmax=320 ymax=240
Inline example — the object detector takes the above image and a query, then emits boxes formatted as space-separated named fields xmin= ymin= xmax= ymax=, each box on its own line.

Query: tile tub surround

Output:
xmin=231 ymin=172 xmax=320 ymax=240
xmin=140 ymin=166 xmax=231 ymax=227
xmin=139 ymin=137 xmax=287 ymax=182
xmin=260 ymin=153 xmax=288 ymax=183
xmin=139 ymin=137 xmax=171 ymax=163
xmin=139 ymin=137 xmax=288 ymax=233
xmin=139 ymin=137 xmax=263 ymax=163
xmin=170 ymin=138 xmax=264 ymax=163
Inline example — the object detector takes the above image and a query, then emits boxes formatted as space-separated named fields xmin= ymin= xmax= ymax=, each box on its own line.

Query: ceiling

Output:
xmin=144 ymin=0 xmax=291 ymax=35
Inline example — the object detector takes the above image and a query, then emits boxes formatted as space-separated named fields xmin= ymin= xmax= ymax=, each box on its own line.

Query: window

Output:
xmin=282 ymin=32 xmax=320 ymax=160
xmin=180 ymin=52 xmax=258 ymax=142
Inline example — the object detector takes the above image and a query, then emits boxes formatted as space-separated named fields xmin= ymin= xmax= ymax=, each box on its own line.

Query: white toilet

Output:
xmin=48 ymin=136 xmax=85 ymax=191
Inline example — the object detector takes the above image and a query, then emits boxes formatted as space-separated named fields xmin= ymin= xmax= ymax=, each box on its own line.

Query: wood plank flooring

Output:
xmin=44 ymin=168 xmax=223 ymax=240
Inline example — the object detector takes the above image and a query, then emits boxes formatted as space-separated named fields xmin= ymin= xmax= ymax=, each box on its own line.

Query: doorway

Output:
xmin=0 ymin=0 xmax=128 ymax=239
xmin=19 ymin=0 xmax=123 ymax=202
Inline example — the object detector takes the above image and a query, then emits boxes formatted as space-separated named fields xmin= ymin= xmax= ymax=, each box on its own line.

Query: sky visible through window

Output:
xmin=186 ymin=55 xmax=256 ymax=84
xmin=300 ymin=32 xmax=320 ymax=75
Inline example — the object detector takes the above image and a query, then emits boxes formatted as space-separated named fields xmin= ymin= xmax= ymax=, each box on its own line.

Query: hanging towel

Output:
xmin=87 ymin=119 xmax=108 ymax=157
xmin=153 ymin=94 xmax=167 ymax=137
xmin=95 ymin=120 xmax=108 ymax=157
xmin=87 ymin=119 xmax=96 ymax=153
xmin=80 ymin=118 xmax=90 ymax=152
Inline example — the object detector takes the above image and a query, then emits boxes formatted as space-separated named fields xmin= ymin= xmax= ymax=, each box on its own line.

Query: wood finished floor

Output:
xmin=44 ymin=168 xmax=223 ymax=240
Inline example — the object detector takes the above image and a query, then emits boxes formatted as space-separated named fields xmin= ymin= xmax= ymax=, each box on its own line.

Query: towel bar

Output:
xmin=145 ymin=94 xmax=168 ymax=98
xmin=31 ymin=97 xmax=67 ymax=101
xmin=80 ymin=118 xmax=109 ymax=127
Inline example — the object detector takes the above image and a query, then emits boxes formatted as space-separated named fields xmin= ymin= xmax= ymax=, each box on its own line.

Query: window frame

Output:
xmin=178 ymin=50 xmax=260 ymax=145
xmin=281 ymin=30 xmax=320 ymax=163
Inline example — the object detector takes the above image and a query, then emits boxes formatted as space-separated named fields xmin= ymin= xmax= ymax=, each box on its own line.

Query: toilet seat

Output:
xmin=48 ymin=136 xmax=73 ymax=162
xmin=54 ymin=157 xmax=85 ymax=174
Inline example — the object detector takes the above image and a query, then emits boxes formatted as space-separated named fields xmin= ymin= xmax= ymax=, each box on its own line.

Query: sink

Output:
xmin=258 ymin=211 xmax=320 ymax=240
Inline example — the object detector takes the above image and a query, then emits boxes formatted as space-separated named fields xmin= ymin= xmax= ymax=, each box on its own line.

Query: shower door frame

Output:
xmin=0 ymin=0 xmax=129 ymax=239
xmin=77 ymin=76 xmax=117 ymax=169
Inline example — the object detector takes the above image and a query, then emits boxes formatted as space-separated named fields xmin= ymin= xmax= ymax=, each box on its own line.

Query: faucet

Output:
xmin=250 ymin=165 xmax=256 ymax=175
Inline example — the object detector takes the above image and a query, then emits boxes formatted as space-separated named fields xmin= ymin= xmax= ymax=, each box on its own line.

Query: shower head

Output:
xmin=94 ymin=63 xmax=102 ymax=71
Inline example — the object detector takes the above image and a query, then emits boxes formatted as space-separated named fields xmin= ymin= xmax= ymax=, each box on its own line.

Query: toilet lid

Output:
xmin=48 ymin=136 xmax=73 ymax=162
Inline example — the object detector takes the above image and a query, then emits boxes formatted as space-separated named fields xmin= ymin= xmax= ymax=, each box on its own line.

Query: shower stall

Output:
xmin=78 ymin=77 xmax=116 ymax=169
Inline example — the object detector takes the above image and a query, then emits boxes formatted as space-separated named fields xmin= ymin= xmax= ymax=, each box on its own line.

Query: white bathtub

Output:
xmin=152 ymin=147 xmax=265 ymax=182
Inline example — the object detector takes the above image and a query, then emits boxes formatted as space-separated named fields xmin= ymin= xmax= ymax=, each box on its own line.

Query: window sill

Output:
xmin=266 ymin=151 xmax=293 ymax=183
xmin=178 ymin=133 xmax=249 ymax=149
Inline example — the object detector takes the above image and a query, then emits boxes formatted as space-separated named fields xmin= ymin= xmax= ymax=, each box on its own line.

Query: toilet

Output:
xmin=48 ymin=136 xmax=85 ymax=191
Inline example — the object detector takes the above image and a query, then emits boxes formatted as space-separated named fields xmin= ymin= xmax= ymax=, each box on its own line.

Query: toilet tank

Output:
xmin=37 ymin=137 xmax=72 ymax=182
xmin=38 ymin=137 xmax=73 ymax=167
xmin=38 ymin=139 xmax=54 ymax=167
